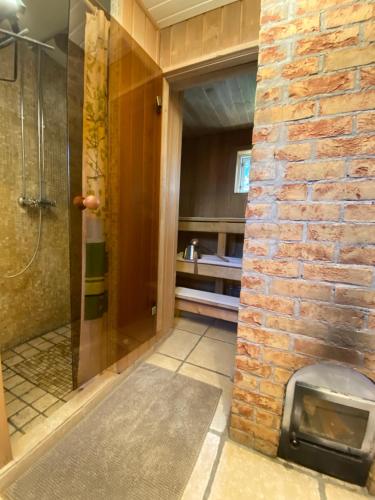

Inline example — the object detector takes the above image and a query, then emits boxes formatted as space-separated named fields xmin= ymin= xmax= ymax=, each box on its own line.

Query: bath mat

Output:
xmin=4 ymin=363 xmax=221 ymax=500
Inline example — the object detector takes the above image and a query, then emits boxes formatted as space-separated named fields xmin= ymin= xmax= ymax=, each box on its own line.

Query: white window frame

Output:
xmin=234 ymin=149 xmax=252 ymax=194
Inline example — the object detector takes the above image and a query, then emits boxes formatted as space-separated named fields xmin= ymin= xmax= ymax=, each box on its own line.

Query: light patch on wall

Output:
xmin=142 ymin=0 xmax=238 ymax=28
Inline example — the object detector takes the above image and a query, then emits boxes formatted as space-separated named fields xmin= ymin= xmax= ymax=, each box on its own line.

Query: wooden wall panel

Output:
xmin=159 ymin=0 xmax=260 ymax=71
xmin=179 ymin=128 xmax=251 ymax=219
xmin=116 ymin=0 xmax=160 ymax=63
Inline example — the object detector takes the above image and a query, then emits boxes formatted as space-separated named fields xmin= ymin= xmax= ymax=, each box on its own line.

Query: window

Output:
xmin=234 ymin=149 xmax=251 ymax=194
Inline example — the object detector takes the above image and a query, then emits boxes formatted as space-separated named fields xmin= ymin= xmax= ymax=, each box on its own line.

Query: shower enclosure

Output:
xmin=0 ymin=0 xmax=162 ymax=453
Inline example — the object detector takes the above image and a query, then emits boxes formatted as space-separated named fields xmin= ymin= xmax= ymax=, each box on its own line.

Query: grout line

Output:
xmin=318 ymin=477 xmax=327 ymax=500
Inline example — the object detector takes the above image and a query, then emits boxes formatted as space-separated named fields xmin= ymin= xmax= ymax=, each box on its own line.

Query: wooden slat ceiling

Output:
xmin=141 ymin=0 xmax=238 ymax=28
xmin=183 ymin=67 xmax=257 ymax=136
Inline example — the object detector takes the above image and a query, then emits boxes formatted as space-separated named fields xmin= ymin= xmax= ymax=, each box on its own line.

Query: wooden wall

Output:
xmin=115 ymin=0 xmax=160 ymax=63
xmin=179 ymin=127 xmax=251 ymax=218
xmin=159 ymin=0 xmax=260 ymax=70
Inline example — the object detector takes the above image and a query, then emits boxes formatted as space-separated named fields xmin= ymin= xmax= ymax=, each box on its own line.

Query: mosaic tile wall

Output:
xmin=0 ymin=45 xmax=71 ymax=350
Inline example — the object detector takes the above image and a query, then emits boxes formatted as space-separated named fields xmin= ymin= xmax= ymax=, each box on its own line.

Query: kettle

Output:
xmin=183 ymin=238 xmax=201 ymax=261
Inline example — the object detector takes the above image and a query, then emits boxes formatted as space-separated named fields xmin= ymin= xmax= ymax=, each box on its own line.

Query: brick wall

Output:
xmin=231 ymin=0 xmax=375 ymax=489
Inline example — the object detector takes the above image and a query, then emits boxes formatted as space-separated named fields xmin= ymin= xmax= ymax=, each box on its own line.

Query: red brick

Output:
xmin=253 ymin=126 xmax=280 ymax=143
xmin=231 ymin=398 xmax=255 ymax=418
xmin=297 ymin=0 xmax=347 ymax=15
xmin=243 ymin=258 xmax=299 ymax=278
xmin=308 ymin=224 xmax=375 ymax=244
xmin=259 ymin=46 xmax=287 ymax=65
xmin=261 ymin=5 xmax=288 ymax=24
xmin=345 ymin=204 xmax=375 ymax=222
xmin=229 ymin=427 xmax=255 ymax=448
xmin=276 ymin=184 xmax=308 ymax=201
xmin=240 ymin=292 xmax=295 ymax=314
xmin=296 ymin=26 xmax=359 ymax=55
xmin=253 ymin=438 xmax=278 ymax=457
xmin=317 ymin=136 xmax=375 ymax=158
xmin=340 ymin=246 xmax=375 ymax=265
xmin=234 ymin=371 xmax=258 ymax=392
xmin=255 ymin=408 xmax=281 ymax=429
xmin=243 ymin=240 xmax=269 ymax=256
xmin=364 ymin=22 xmax=375 ymax=42
xmin=313 ymin=180 xmax=375 ymax=201
xmin=238 ymin=325 xmax=290 ymax=350
xmin=282 ymin=56 xmax=319 ymax=79
xmin=275 ymin=242 xmax=334 ymax=261
xmin=300 ymin=301 xmax=365 ymax=328
xmin=257 ymin=87 xmax=282 ymax=106
xmin=336 ymin=286 xmax=375 ymax=308
xmin=246 ymin=203 xmax=272 ymax=219
xmin=325 ymin=3 xmax=374 ymax=29
xmin=238 ymin=309 xmax=263 ymax=325
xmin=260 ymin=15 xmax=320 ymax=44
xmin=358 ymin=112 xmax=375 ymax=133
xmin=303 ymin=262 xmax=373 ymax=286
xmin=326 ymin=45 xmax=375 ymax=71
xmin=252 ymin=146 xmax=275 ymax=162
xmin=250 ymin=164 xmax=277 ymax=181
xmin=266 ymin=315 xmax=330 ymax=338
xmin=361 ymin=67 xmax=375 ymax=89
xmin=278 ymin=203 xmax=340 ymax=221
xmin=270 ymin=279 xmax=332 ymax=301
xmin=259 ymin=380 xmax=284 ymax=399
xmin=369 ymin=314 xmax=375 ymax=330
xmin=236 ymin=356 xmax=273 ymax=378
xmin=288 ymin=116 xmax=352 ymax=141
xmin=249 ymin=185 xmax=276 ymax=201
xmin=285 ymin=161 xmax=345 ymax=181
xmin=255 ymin=101 xmax=315 ymax=125
xmin=231 ymin=414 xmax=280 ymax=445
xmin=274 ymin=367 xmax=292 ymax=384
xmin=275 ymin=143 xmax=312 ymax=161
xmin=289 ymin=73 xmax=354 ymax=99
xmin=279 ymin=224 xmax=304 ymax=241
xmin=237 ymin=341 xmax=261 ymax=358
xmin=233 ymin=387 xmax=283 ymax=414
xmin=241 ymin=275 xmax=265 ymax=291
xmin=295 ymin=338 xmax=363 ymax=365
xmin=320 ymin=90 xmax=375 ymax=115
xmin=263 ymin=348 xmax=313 ymax=370
xmin=349 ymin=159 xmax=375 ymax=177
xmin=257 ymin=66 xmax=278 ymax=82
xmin=245 ymin=223 xmax=303 ymax=240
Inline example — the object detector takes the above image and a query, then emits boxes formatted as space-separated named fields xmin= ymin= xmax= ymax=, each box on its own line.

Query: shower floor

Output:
xmin=1 ymin=325 xmax=73 ymax=443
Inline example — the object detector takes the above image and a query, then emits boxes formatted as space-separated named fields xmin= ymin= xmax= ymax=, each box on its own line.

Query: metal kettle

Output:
xmin=183 ymin=238 xmax=201 ymax=261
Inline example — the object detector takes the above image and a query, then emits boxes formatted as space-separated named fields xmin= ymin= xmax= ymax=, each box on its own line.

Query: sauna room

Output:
xmin=175 ymin=64 xmax=257 ymax=334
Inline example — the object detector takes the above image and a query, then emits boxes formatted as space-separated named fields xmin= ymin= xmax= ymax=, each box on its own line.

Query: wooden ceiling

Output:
xmin=141 ymin=0 xmax=237 ymax=28
xmin=183 ymin=66 xmax=257 ymax=136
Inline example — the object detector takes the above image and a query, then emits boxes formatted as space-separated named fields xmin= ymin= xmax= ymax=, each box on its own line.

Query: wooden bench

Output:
xmin=175 ymin=286 xmax=240 ymax=323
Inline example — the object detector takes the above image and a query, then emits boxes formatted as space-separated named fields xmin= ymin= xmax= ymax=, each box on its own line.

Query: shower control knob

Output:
xmin=73 ymin=195 xmax=100 ymax=211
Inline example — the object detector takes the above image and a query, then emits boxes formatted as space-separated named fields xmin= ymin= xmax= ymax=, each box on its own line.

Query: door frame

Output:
xmin=156 ymin=42 xmax=259 ymax=339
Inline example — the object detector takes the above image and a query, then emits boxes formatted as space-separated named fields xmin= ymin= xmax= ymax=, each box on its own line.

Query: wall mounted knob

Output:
xmin=73 ymin=195 xmax=100 ymax=211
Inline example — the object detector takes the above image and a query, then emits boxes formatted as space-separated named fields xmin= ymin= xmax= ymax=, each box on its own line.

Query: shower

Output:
xmin=0 ymin=0 xmax=56 ymax=278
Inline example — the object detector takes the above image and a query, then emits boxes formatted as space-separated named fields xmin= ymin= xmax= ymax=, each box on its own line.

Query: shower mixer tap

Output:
xmin=18 ymin=196 xmax=56 ymax=208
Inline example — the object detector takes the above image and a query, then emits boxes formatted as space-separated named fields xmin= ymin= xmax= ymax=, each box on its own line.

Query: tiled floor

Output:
xmin=146 ymin=313 xmax=370 ymax=500
xmin=1 ymin=325 xmax=73 ymax=443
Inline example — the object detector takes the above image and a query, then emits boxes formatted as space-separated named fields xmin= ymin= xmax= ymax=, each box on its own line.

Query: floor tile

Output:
xmin=6 ymin=398 xmax=27 ymax=417
xmin=21 ymin=387 xmax=47 ymax=404
xmin=2 ymin=368 xmax=15 ymax=380
xmin=11 ymin=381 xmax=36 ymax=397
xmin=22 ymin=414 xmax=48 ymax=433
xmin=325 ymin=483 xmax=368 ymax=499
xmin=182 ymin=432 xmax=221 ymax=500
xmin=13 ymin=344 xmax=31 ymax=354
xmin=174 ymin=313 xmax=213 ymax=335
xmin=186 ymin=337 xmax=236 ymax=377
xmin=32 ymin=393 xmax=59 ymax=412
xmin=209 ymin=441 xmax=320 ymax=500
xmin=44 ymin=400 xmax=65 ymax=417
xmin=3 ymin=355 xmax=23 ymax=367
xmin=1 ymin=350 xmax=17 ymax=361
xmin=3 ymin=374 xmax=25 ymax=390
xmin=5 ymin=391 xmax=16 ymax=404
xmin=157 ymin=329 xmax=200 ymax=360
xmin=28 ymin=337 xmax=45 ymax=347
xmin=10 ymin=406 xmax=39 ymax=428
xmin=35 ymin=341 xmax=53 ymax=351
xmin=21 ymin=347 xmax=40 ymax=359
xmin=8 ymin=422 xmax=16 ymax=435
xmin=205 ymin=320 xmax=237 ymax=345
xmin=146 ymin=353 xmax=181 ymax=372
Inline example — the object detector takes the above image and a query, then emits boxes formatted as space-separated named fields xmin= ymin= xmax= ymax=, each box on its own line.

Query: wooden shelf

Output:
xmin=175 ymin=286 xmax=239 ymax=322
xmin=179 ymin=217 xmax=245 ymax=234
xmin=176 ymin=253 xmax=242 ymax=280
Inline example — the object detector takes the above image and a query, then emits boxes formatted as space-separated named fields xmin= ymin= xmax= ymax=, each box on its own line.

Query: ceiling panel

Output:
xmin=183 ymin=67 xmax=257 ymax=136
xmin=141 ymin=0 xmax=238 ymax=28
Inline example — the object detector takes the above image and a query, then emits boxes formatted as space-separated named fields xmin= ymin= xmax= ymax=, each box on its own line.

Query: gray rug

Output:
xmin=4 ymin=363 xmax=221 ymax=500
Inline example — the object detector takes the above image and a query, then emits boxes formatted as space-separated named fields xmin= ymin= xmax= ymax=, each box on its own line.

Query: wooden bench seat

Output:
xmin=175 ymin=286 xmax=239 ymax=323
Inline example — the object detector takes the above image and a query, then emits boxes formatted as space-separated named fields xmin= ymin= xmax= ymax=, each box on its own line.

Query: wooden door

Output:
xmin=108 ymin=20 xmax=162 ymax=364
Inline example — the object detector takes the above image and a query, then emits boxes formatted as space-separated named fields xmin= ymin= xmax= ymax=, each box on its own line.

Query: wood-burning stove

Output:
xmin=278 ymin=364 xmax=375 ymax=486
